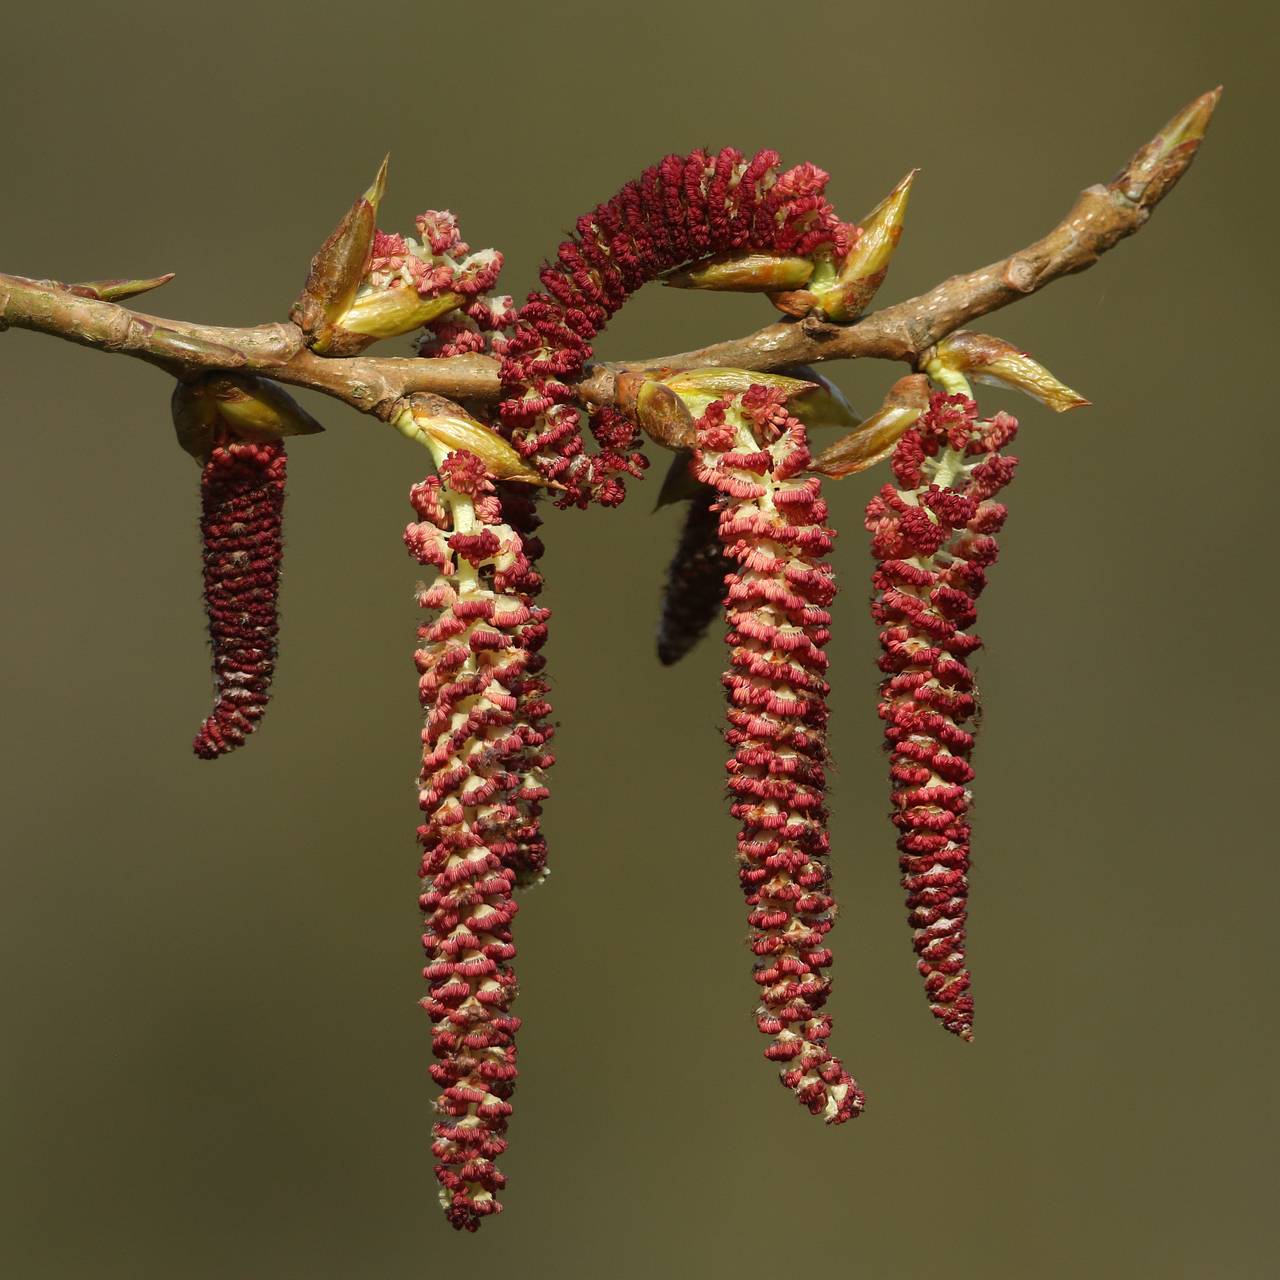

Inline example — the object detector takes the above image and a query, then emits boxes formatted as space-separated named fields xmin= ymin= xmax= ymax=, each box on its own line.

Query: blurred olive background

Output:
xmin=0 ymin=1 xmax=1273 ymax=1276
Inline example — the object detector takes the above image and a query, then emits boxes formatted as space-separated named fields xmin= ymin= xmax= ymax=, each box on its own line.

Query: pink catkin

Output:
xmin=192 ymin=438 xmax=287 ymax=759
xmin=865 ymin=393 xmax=1019 ymax=1039
xmin=406 ymin=453 xmax=552 ymax=1230
xmin=697 ymin=387 xmax=865 ymax=1123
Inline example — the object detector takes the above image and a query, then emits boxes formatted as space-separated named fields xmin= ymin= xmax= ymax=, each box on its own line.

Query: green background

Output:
xmin=1 ymin=2 xmax=1274 ymax=1275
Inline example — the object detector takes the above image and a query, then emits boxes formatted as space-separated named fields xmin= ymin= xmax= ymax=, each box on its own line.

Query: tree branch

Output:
xmin=0 ymin=87 xmax=1219 ymax=434
xmin=579 ymin=86 xmax=1221 ymax=403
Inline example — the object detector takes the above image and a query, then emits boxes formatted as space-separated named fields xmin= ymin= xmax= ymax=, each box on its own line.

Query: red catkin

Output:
xmin=398 ymin=157 xmax=855 ymax=1228
xmin=865 ymin=392 xmax=1019 ymax=1039
xmin=406 ymin=452 xmax=552 ymax=1231
xmin=192 ymin=438 xmax=287 ymax=759
xmin=696 ymin=385 xmax=864 ymax=1123
xmin=496 ymin=149 xmax=851 ymax=506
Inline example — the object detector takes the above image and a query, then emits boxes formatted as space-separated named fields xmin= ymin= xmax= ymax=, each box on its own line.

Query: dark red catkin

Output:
xmin=193 ymin=438 xmax=287 ymax=759
xmin=864 ymin=392 xmax=1019 ymax=1039
xmin=696 ymin=385 xmax=864 ymax=1123
xmin=396 ymin=155 xmax=853 ymax=1228
xmin=657 ymin=485 xmax=733 ymax=666
xmin=495 ymin=148 xmax=851 ymax=506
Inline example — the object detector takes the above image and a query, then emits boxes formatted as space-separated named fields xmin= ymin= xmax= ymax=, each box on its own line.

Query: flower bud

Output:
xmin=929 ymin=332 xmax=1089 ymax=412
xmin=397 ymin=395 xmax=542 ymax=483
xmin=660 ymin=367 xmax=815 ymax=420
xmin=171 ymin=374 xmax=325 ymax=459
xmin=635 ymin=379 xmax=697 ymax=449
xmin=810 ymin=374 xmax=930 ymax=477
xmin=1110 ymin=87 xmax=1220 ymax=211
xmin=817 ymin=170 xmax=916 ymax=322
xmin=664 ymin=251 xmax=815 ymax=292
xmin=291 ymin=156 xmax=388 ymax=350
xmin=205 ymin=374 xmax=327 ymax=440
xmin=69 ymin=273 xmax=175 ymax=302
xmin=335 ymin=287 xmax=464 ymax=342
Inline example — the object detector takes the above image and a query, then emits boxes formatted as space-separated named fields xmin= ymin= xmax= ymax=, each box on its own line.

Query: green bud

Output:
xmin=818 ymin=170 xmax=916 ymax=322
xmin=205 ymin=374 xmax=327 ymax=440
xmin=655 ymin=368 xmax=814 ymax=427
xmin=930 ymin=332 xmax=1089 ymax=412
xmin=659 ymin=367 xmax=816 ymax=420
xmin=320 ymin=287 xmax=463 ymax=354
xmin=171 ymin=374 xmax=325 ymax=460
xmin=397 ymin=396 xmax=542 ymax=483
xmin=810 ymin=375 xmax=930 ymax=478
xmin=664 ymin=251 xmax=815 ymax=292
xmin=69 ymin=273 xmax=175 ymax=302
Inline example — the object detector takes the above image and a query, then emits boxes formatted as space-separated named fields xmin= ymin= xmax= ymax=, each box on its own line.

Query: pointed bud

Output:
xmin=664 ymin=251 xmax=815 ymax=292
xmin=817 ymin=170 xmax=916 ymax=322
xmin=396 ymin=395 xmax=542 ymax=483
xmin=69 ymin=273 xmax=175 ymax=302
xmin=291 ymin=155 xmax=389 ymax=350
xmin=326 ymin=288 xmax=463 ymax=351
xmin=171 ymin=375 xmax=325 ymax=460
xmin=810 ymin=375 xmax=930 ymax=478
xmin=930 ymin=331 xmax=1089 ymax=412
xmin=660 ymin=371 xmax=808 ymax=399
xmin=659 ymin=367 xmax=816 ymax=420
xmin=1110 ymin=87 xmax=1220 ymax=211
xmin=205 ymin=375 xmax=327 ymax=440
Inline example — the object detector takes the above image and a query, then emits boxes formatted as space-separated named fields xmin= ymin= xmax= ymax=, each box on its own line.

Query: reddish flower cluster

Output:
xmin=495 ymin=149 xmax=851 ymax=505
xmin=192 ymin=438 xmax=287 ymax=759
xmin=156 ymin=144 xmax=1067 ymax=1236
xmin=404 ymin=450 xmax=552 ymax=1230
xmin=488 ymin=481 xmax=553 ymax=888
xmin=368 ymin=217 xmax=504 ymax=301
xmin=864 ymin=393 xmax=1019 ymax=1039
xmin=696 ymin=385 xmax=864 ymax=1124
